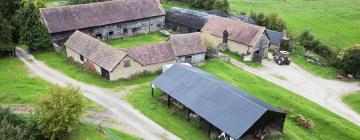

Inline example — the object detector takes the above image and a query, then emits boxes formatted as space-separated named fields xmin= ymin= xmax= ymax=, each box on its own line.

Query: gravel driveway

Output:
xmin=229 ymin=56 xmax=360 ymax=126
xmin=16 ymin=47 xmax=180 ymax=140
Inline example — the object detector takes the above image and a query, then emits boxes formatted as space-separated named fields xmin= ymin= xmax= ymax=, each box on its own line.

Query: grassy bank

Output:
xmin=290 ymin=55 xmax=340 ymax=79
xmin=343 ymin=91 xmax=360 ymax=114
xmin=127 ymin=59 xmax=360 ymax=139
xmin=67 ymin=122 xmax=141 ymax=140
xmin=34 ymin=51 xmax=157 ymax=89
xmin=105 ymin=32 xmax=168 ymax=49
xmin=0 ymin=58 xmax=52 ymax=104
xmin=222 ymin=50 xmax=262 ymax=68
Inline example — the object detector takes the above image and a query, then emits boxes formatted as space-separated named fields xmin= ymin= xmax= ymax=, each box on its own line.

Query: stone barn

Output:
xmin=201 ymin=16 xmax=270 ymax=63
xmin=168 ymin=32 xmax=207 ymax=66
xmin=40 ymin=0 xmax=165 ymax=45
xmin=266 ymin=29 xmax=290 ymax=51
xmin=64 ymin=31 xmax=175 ymax=81
xmin=165 ymin=7 xmax=208 ymax=33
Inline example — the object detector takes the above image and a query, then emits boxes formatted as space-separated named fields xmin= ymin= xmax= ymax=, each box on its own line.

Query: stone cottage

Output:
xmin=266 ymin=29 xmax=290 ymax=50
xmin=40 ymin=0 xmax=165 ymax=45
xmin=64 ymin=31 xmax=206 ymax=81
xmin=168 ymin=32 xmax=207 ymax=66
xmin=201 ymin=16 xmax=270 ymax=63
xmin=165 ymin=7 xmax=208 ymax=33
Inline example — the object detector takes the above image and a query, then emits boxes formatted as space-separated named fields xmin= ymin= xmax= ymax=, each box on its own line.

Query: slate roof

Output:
xmin=169 ymin=32 xmax=207 ymax=56
xmin=166 ymin=7 xmax=209 ymax=29
xmin=231 ymin=15 xmax=256 ymax=25
xmin=201 ymin=16 xmax=266 ymax=46
xmin=152 ymin=64 xmax=285 ymax=139
xmin=64 ymin=31 xmax=126 ymax=71
xmin=40 ymin=0 xmax=165 ymax=33
xmin=122 ymin=43 xmax=175 ymax=66
xmin=266 ymin=29 xmax=284 ymax=46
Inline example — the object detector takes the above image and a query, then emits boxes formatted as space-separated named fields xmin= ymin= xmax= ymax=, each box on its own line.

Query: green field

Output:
xmin=34 ymin=51 xmax=157 ymax=89
xmin=105 ymin=32 xmax=168 ymax=48
xmin=66 ymin=122 xmax=141 ymax=140
xmin=0 ymin=58 xmax=52 ymax=104
xmin=343 ymin=91 xmax=360 ymax=114
xmin=229 ymin=0 xmax=360 ymax=50
xmin=127 ymin=59 xmax=360 ymax=140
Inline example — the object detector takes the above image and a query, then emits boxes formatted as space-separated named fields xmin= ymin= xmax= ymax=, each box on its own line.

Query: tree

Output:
xmin=36 ymin=85 xmax=84 ymax=140
xmin=19 ymin=0 xmax=52 ymax=52
xmin=0 ymin=19 xmax=16 ymax=57
xmin=213 ymin=0 xmax=230 ymax=14
xmin=337 ymin=44 xmax=360 ymax=77
xmin=264 ymin=13 xmax=286 ymax=31
xmin=203 ymin=0 xmax=215 ymax=10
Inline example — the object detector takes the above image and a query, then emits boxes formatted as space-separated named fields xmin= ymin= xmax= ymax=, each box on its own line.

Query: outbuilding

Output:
xmin=152 ymin=64 xmax=287 ymax=139
xmin=165 ymin=7 xmax=209 ymax=33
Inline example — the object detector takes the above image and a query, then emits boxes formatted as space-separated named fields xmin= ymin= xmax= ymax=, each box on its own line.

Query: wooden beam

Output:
xmin=167 ymin=95 xmax=171 ymax=108
xmin=186 ymin=108 xmax=190 ymax=121
xmin=208 ymin=123 xmax=211 ymax=138
xmin=151 ymin=86 xmax=154 ymax=98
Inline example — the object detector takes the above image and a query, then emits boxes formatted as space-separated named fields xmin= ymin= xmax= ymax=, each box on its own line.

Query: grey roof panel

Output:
xmin=153 ymin=64 xmax=283 ymax=139
xmin=266 ymin=29 xmax=284 ymax=46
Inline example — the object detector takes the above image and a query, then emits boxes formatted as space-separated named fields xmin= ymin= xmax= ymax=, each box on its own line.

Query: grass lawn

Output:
xmin=66 ymin=122 xmax=141 ymax=140
xmin=230 ymin=0 xmax=360 ymax=50
xmin=34 ymin=51 xmax=157 ymax=89
xmin=105 ymin=32 xmax=168 ymax=49
xmin=0 ymin=58 xmax=52 ymax=104
xmin=343 ymin=91 xmax=360 ymax=114
xmin=43 ymin=0 xmax=69 ymax=7
xmin=127 ymin=59 xmax=360 ymax=140
xmin=222 ymin=50 xmax=262 ymax=68
xmin=290 ymin=54 xmax=340 ymax=79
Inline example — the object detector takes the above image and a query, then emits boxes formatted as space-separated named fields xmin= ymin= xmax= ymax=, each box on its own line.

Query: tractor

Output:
xmin=273 ymin=51 xmax=291 ymax=65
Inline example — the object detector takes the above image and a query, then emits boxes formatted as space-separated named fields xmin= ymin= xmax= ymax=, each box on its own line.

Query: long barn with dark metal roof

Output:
xmin=40 ymin=0 xmax=165 ymax=44
xmin=165 ymin=7 xmax=209 ymax=33
xmin=152 ymin=64 xmax=286 ymax=139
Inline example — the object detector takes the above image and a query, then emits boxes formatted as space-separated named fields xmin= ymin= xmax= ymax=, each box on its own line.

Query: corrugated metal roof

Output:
xmin=165 ymin=7 xmax=208 ymax=29
xmin=152 ymin=64 xmax=283 ymax=139
xmin=40 ymin=0 xmax=165 ymax=33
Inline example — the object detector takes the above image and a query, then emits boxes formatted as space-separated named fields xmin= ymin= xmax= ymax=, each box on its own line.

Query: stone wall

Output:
xmin=51 ymin=16 xmax=165 ymax=45
xmin=176 ymin=53 xmax=205 ymax=65
xmin=254 ymin=33 xmax=270 ymax=58
xmin=166 ymin=21 xmax=200 ymax=33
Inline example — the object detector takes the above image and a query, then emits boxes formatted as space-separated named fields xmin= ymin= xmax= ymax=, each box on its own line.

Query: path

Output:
xmin=228 ymin=55 xmax=360 ymax=126
xmin=16 ymin=47 xmax=181 ymax=140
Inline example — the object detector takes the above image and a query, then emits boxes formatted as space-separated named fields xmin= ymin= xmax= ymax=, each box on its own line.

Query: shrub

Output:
xmin=296 ymin=114 xmax=315 ymax=129
xmin=250 ymin=11 xmax=286 ymax=32
xmin=337 ymin=44 xmax=360 ymax=77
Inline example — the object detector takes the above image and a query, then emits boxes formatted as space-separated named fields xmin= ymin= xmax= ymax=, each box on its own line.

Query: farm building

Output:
xmin=201 ymin=16 xmax=270 ymax=63
xmin=152 ymin=64 xmax=287 ymax=139
xmin=168 ymin=32 xmax=207 ymax=65
xmin=40 ymin=0 xmax=165 ymax=44
xmin=64 ymin=31 xmax=174 ymax=81
xmin=266 ymin=29 xmax=290 ymax=50
xmin=165 ymin=7 xmax=209 ymax=33
xmin=64 ymin=31 xmax=206 ymax=81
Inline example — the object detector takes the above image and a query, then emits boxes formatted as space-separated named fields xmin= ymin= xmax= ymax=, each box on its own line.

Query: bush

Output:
xmin=36 ymin=85 xmax=84 ymax=140
xmin=337 ymin=44 xmax=360 ymax=77
xmin=298 ymin=30 xmax=336 ymax=59
xmin=250 ymin=11 xmax=286 ymax=32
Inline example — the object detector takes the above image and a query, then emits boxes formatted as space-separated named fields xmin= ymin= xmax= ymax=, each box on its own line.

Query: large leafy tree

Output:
xmin=19 ymin=0 xmax=52 ymax=52
xmin=36 ymin=85 xmax=84 ymax=140
xmin=337 ymin=44 xmax=360 ymax=77
xmin=0 ymin=0 xmax=20 ymax=56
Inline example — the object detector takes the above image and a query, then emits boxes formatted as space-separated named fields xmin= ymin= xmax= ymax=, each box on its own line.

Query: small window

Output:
xmin=109 ymin=31 xmax=114 ymax=36
xmin=80 ymin=55 xmax=84 ymax=61
xmin=123 ymin=60 xmax=131 ymax=68
xmin=156 ymin=23 xmax=162 ymax=28
xmin=185 ymin=56 xmax=192 ymax=63
xmin=132 ymin=27 xmax=138 ymax=33
xmin=95 ymin=33 xmax=102 ymax=40
xmin=123 ymin=28 xmax=128 ymax=33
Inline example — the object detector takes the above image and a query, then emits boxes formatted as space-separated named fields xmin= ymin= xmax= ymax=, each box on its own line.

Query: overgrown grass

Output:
xmin=343 ymin=91 xmax=360 ymax=114
xmin=0 ymin=58 xmax=52 ymax=104
xmin=127 ymin=59 xmax=360 ymax=139
xmin=34 ymin=51 xmax=157 ymax=89
xmin=290 ymin=54 xmax=340 ymax=79
xmin=66 ymin=122 xmax=141 ymax=140
xmin=105 ymin=32 xmax=168 ymax=49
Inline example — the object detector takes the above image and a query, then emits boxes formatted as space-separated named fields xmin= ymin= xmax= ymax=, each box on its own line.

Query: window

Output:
xmin=80 ymin=55 xmax=84 ymax=61
xmin=156 ymin=23 xmax=162 ymax=28
xmin=185 ymin=56 xmax=192 ymax=63
xmin=109 ymin=31 xmax=114 ymax=36
xmin=123 ymin=28 xmax=128 ymax=33
xmin=132 ymin=27 xmax=141 ymax=33
xmin=95 ymin=33 xmax=102 ymax=40
xmin=123 ymin=60 xmax=131 ymax=68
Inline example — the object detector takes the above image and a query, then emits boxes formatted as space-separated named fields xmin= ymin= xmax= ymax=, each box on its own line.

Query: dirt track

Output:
xmin=229 ymin=56 xmax=360 ymax=126
xmin=16 ymin=47 xmax=181 ymax=140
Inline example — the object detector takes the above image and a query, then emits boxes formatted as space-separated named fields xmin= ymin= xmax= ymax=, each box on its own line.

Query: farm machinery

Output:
xmin=273 ymin=51 xmax=291 ymax=65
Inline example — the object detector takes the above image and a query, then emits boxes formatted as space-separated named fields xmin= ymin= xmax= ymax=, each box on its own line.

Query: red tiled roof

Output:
xmin=201 ymin=16 xmax=266 ymax=46
xmin=169 ymin=32 xmax=207 ymax=56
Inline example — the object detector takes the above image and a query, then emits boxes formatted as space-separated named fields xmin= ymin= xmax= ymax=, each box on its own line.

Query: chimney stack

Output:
xmin=280 ymin=30 xmax=290 ymax=51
